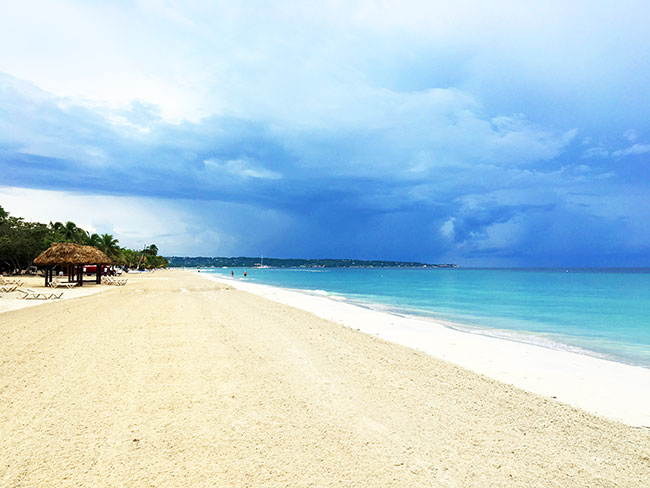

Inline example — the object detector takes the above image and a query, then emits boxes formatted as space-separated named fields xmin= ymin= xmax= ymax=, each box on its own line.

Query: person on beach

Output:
xmin=231 ymin=270 xmax=234 ymax=277
xmin=244 ymin=271 xmax=247 ymax=277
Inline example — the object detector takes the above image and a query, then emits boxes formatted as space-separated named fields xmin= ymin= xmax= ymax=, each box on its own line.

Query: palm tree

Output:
xmin=144 ymin=244 xmax=158 ymax=256
xmin=113 ymin=249 xmax=127 ymax=266
xmin=99 ymin=233 xmax=120 ymax=259
xmin=86 ymin=233 xmax=102 ymax=248
xmin=51 ymin=221 xmax=87 ymax=243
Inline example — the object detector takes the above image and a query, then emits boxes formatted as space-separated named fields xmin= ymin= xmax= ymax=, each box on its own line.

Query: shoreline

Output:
xmin=296 ymin=289 xmax=637 ymax=368
xmin=194 ymin=267 xmax=650 ymax=369
xmin=202 ymin=273 xmax=650 ymax=427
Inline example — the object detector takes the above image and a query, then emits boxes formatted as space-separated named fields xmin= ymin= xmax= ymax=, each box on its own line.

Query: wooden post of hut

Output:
xmin=42 ymin=266 xmax=55 ymax=287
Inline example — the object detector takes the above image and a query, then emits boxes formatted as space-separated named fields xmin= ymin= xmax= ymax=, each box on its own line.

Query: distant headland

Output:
xmin=166 ymin=256 xmax=458 ymax=269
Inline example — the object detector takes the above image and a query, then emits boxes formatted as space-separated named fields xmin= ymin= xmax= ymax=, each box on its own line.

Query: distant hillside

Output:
xmin=166 ymin=256 xmax=458 ymax=268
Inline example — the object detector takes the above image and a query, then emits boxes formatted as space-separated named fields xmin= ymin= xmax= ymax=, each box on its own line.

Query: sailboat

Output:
xmin=254 ymin=254 xmax=270 ymax=268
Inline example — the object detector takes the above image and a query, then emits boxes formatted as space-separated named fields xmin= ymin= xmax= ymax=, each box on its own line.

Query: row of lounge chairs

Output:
xmin=0 ymin=287 xmax=63 ymax=300
xmin=17 ymin=288 xmax=63 ymax=300
xmin=0 ymin=277 xmax=24 ymax=287
xmin=0 ymin=273 xmax=128 ymax=301
xmin=1 ymin=277 xmax=63 ymax=300
xmin=50 ymin=278 xmax=78 ymax=289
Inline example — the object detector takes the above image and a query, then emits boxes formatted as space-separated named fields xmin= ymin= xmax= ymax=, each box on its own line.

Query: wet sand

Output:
xmin=1 ymin=270 xmax=648 ymax=487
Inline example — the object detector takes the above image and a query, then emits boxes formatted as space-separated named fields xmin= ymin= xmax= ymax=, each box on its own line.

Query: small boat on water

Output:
xmin=254 ymin=255 xmax=270 ymax=269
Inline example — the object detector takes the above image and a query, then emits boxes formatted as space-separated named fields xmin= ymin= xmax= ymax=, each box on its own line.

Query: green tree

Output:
xmin=86 ymin=233 xmax=102 ymax=248
xmin=145 ymin=244 xmax=158 ymax=256
xmin=99 ymin=233 xmax=120 ymax=260
xmin=120 ymin=248 xmax=142 ymax=269
xmin=50 ymin=221 xmax=88 ymax=244
xmin=139 ymin=243 xmax=168 ymax=269
xmin=0 ymin=206 xmax=167 ymax=272
xmin=0 ymin=208 xmax=51 ymax=273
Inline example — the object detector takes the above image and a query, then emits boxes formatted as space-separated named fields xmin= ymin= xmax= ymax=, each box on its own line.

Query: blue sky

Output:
xmin=1 ymin=1 xmax=649 ymax=266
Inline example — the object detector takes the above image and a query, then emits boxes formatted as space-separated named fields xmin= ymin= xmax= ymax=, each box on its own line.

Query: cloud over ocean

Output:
xmin=1 ymin=1 xmax=649 ymax=266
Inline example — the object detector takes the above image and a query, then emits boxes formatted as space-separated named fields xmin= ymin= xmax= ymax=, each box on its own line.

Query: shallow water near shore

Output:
xmin=204 ymin=267 xmax=650 ymax=368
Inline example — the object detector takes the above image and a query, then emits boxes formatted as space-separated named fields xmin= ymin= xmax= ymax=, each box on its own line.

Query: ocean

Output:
xmin=203 ymin=267 xmax=650 ymax=369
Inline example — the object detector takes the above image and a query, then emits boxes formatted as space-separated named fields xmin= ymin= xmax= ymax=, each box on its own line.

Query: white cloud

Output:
xmin=1 ymin=186 xmax=300 ymax=257
xmin=473 ymin=217 xmax=525 ymax=251
xmin=2 ymin=0 xmax=649 ymax=127
xmin=583 ymin=140 xmax=650 ymax=159
xmin=203 ymin=158 xmax=282 ymax=179
xmin=583 ymin=146 xmax=609 ymax=159
xmin=623 ymin=129 xmax=638 ymax=142
xmin=612 ymin=143 xmax=650 ymax=158
xmin=440 ymin=217 xmax=456 ymax=240
xmin=0 ymin=186 xmax=206 ymax=254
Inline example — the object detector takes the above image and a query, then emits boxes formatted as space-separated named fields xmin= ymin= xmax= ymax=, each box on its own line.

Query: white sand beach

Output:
xmin=204 ymin=273 xmax=650 ymax=427
xmin=1 ymin=270 xmax=648 ymax=487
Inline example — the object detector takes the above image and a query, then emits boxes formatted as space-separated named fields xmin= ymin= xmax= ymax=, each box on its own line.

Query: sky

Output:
xmin=1 ymin=0 xmax=650 ymax=266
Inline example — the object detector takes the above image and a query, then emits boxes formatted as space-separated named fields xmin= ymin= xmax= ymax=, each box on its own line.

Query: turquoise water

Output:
xmin=204 ymin=267 xmax=650 ymax=368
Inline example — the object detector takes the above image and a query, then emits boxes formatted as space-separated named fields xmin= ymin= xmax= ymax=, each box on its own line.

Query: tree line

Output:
xmin=167 ymin=256 xmax=456 ymax=268
xmin=0 ymin=205 xmax=168 ymax=273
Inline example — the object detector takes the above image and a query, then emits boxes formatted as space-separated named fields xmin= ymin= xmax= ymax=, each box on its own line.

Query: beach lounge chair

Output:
xmin=103 ymin=276 xmax=128 ymax=286
xmin=17 ymin=288 xmax=63 ymax=300
xmin=17 ymin=288 xmax=48 ymax=300
xmin=50 ymin=278 xmax=77 ymax=289
xmin=0 ymin=277 xmax=24 ymax=287
xmin=0 ymin=284 xmax=19 ymax=293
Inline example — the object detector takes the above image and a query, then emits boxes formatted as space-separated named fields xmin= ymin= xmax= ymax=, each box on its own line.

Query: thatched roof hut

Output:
xmin=34 ymin=242 xmax=112 ymax=266
xmin=35 ymin=242 xmax=112 ymax=286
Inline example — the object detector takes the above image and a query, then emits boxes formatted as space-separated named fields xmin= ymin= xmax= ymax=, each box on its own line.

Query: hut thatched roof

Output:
xmin=34 ymin=242 xmax=113 ymax=266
